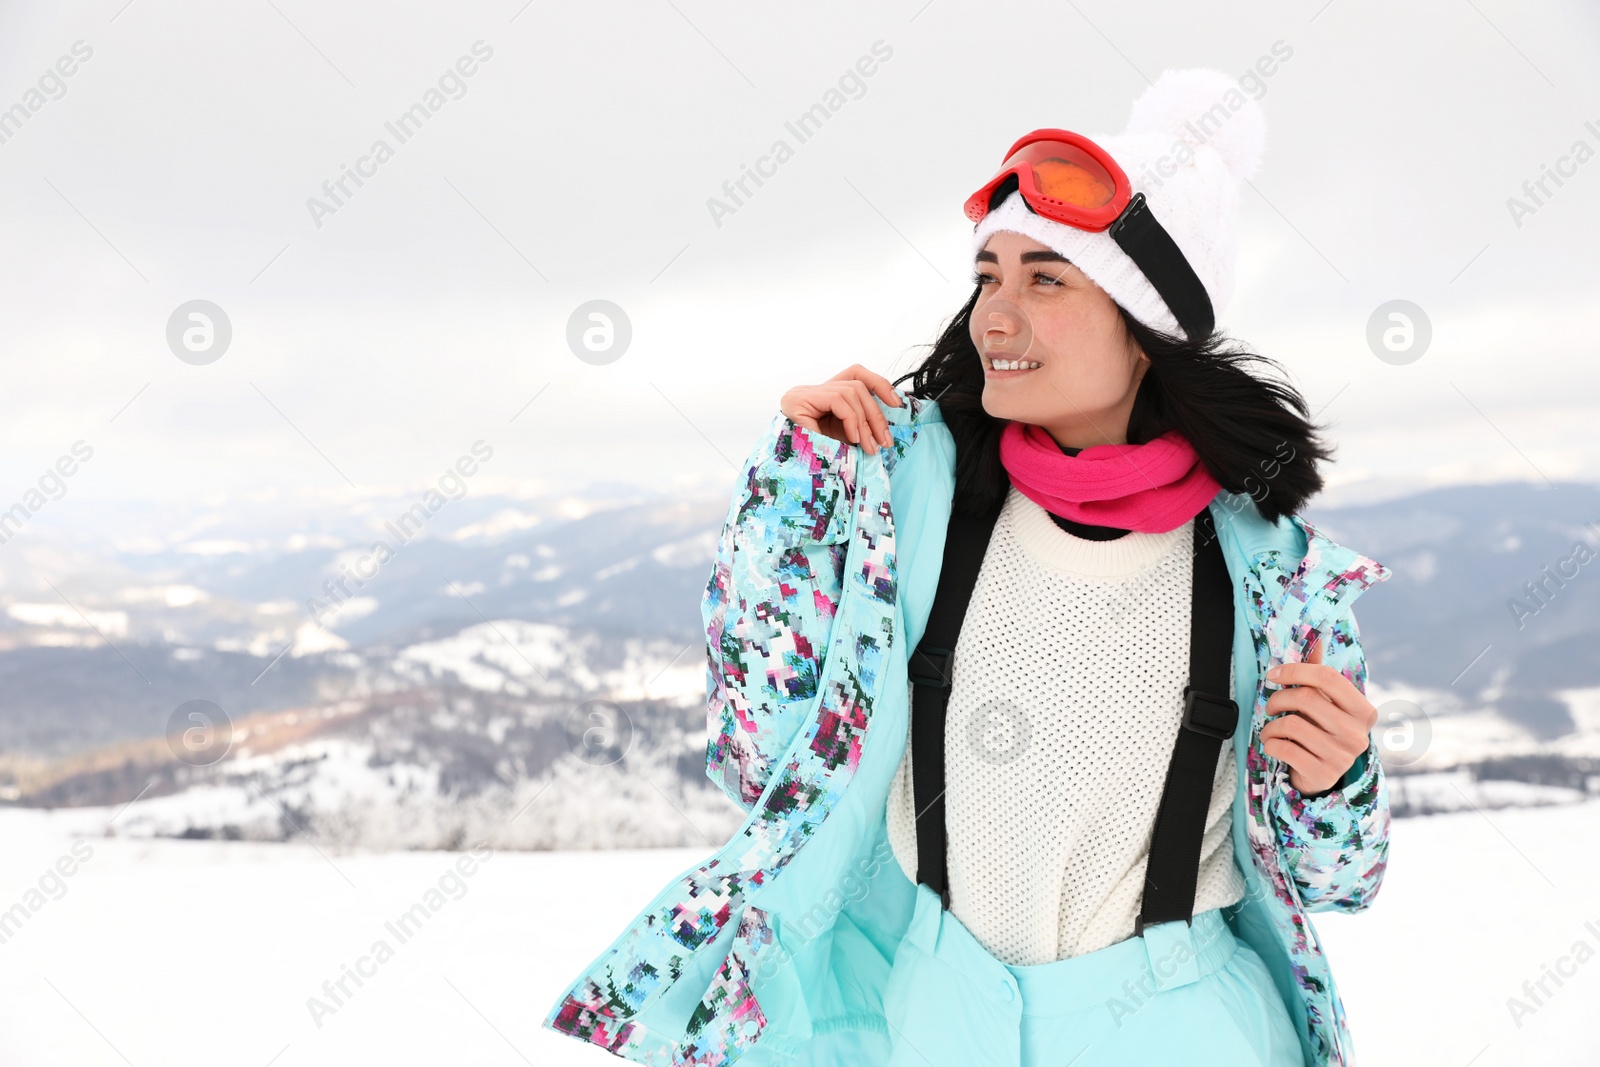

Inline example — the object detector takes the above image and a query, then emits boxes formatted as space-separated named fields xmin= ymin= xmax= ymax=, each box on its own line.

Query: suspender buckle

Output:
xmin=909 ymin=645 xmax=954 ymax=688
xmin=1133 ymin=914 xmax=1193 ymax=937
xmin=1182 ymin=685 xmax=1239 ymax=741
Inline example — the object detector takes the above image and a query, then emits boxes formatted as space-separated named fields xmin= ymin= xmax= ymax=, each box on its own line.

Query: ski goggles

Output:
xmin=963 ymin=128 xmax=1215 ymax=339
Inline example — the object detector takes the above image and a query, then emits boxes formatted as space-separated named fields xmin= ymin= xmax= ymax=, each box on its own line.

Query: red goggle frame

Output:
xmin=963 ymin=127 xmax=1216 ymax=339
xmin=963 ymin=129 xmax=1132 ymax=231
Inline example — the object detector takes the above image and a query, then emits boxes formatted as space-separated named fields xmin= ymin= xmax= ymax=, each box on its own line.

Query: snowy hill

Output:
xmin=4 ymin=481 xmax=1600 ymax=844
xmin=1306 ymin=482 xmax=1600 ymax=814
xmin=1 ymin=801 xmax=1597 ymax=1066
xmin=11 ymin=620 xmax=744 ymax=851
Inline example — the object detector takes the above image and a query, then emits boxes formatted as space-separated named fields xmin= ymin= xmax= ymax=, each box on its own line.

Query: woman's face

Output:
xmin=970 ymin=230 xmax=1150 ymax=449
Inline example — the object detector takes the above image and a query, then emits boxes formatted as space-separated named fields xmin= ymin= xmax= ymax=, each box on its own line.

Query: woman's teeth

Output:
xmin=990 ymin=358 xmax=1041 ymax=371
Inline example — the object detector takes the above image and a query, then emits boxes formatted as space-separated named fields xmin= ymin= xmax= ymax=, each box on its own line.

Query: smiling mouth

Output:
xmin=984 ymin=354 xmax=1042 ymax=372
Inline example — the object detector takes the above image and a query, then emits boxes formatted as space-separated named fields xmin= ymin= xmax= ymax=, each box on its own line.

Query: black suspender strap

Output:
xmin=1135 ymin=507 xmax=1238 ymax=933
xmin=909 ymin=500 xmax=1003 ymax=911
xmin=909 ymin=501 xmax=1239 ymax=935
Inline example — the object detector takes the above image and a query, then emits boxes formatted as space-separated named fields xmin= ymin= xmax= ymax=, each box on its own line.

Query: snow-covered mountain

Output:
xmin=0 ymin=491 xmax=725 ymax=759
xmin=1307 ymin=481 xmax=1600 ymax=814
xmin=4 ymin=481 xmax=1599 ymax=843
xmin=17 ymin=620 xmax=744 ymax=851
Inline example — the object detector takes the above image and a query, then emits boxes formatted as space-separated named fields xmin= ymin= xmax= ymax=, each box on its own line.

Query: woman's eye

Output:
xmin=971 ymin=270 xmax=1065 ymax=287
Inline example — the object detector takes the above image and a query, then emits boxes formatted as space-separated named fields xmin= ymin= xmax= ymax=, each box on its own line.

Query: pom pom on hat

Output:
xmin=1126 ymin=67 xmax=1266 ymax=182
xmin=971 ymin=67 xmax=1265 ymax=340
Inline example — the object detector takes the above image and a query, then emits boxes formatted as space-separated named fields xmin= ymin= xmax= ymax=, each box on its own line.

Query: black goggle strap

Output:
xmin=1108 ymin=192 xmax=1215 ymax=341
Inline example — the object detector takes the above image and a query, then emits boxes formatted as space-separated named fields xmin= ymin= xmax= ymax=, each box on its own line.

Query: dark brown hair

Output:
xmin=892 ymin=285 xmax=1335 ymax=525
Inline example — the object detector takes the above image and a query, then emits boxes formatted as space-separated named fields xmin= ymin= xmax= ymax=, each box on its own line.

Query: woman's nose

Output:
xmin=979 ymin=296 xmax=1034 ymax=359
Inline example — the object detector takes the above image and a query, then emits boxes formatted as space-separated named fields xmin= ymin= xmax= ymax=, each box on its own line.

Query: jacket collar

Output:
xmin=1209 ymin=488 xmax=1392 ymax=660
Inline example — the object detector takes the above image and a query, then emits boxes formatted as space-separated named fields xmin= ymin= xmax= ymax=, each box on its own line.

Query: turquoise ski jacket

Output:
xmin=544 ymin=390 xmax=1395 ymax=1066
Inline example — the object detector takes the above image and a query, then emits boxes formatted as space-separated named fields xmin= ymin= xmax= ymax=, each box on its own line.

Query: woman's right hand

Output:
xmin=779 ymin=365 xmax=903 ymax=456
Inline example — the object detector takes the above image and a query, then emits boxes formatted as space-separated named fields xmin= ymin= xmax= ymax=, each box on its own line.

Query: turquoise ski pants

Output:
xmin=878 ymin=881 xmax=1304 ymax=1066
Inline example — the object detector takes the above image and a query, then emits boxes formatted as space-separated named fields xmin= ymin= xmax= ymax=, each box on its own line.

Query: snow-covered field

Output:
xmin=1 ymin=801 xmax=1597 ymax=1066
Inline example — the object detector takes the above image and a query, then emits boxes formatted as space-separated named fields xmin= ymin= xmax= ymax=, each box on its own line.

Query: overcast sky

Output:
xmin=1 ymin=0 xmax=1597 ymax=541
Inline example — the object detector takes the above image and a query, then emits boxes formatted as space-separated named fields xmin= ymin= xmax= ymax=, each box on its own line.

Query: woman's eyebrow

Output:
xmin=973 ymin=249 xmax=1071 ymax=265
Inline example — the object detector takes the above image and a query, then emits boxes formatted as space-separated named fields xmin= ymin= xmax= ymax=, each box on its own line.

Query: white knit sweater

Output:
xmin=886 ymin=484 xmax=1245 ymax=967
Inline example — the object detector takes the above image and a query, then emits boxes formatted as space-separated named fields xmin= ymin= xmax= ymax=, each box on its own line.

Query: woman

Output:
xmin=544 ymin=68 xmax=1392 ymax=1067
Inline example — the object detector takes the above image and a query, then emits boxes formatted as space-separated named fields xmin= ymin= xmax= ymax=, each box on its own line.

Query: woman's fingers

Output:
xmin=1264 ymin=684 xmax=1345 ymax=739
xmin=825 ymin=368 xmax=897 ymax=449
xmin=1263 ymin=689 xmax=1368 ymax=787
xmin=842 ymin=379 xmax=894 ymax=450
xmin=793 ymin=383 xmax=872 ymax=452
xmin=1260 ymin=715 xmax=1341 ymax=792
xmin=780 ymin=386 xmax=841 ymax=440
xmin=781 ymin=366 xmax=902 ymax=452
xmin=826 ymin=385 xmax=875 ymax=453
xmin=1268 ymin=660 xmax=1377 ymax=730
xmin=830 ymin=363 xmax=903 ymax=409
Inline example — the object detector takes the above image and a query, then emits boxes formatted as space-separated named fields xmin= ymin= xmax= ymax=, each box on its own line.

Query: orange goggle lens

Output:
xmin=1005 ymin=140 xmax=1117 ymax=209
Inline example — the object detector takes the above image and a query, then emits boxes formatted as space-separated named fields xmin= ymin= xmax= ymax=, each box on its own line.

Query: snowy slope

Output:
xmin=1 ymin=802 xmax=1597 ymax=1066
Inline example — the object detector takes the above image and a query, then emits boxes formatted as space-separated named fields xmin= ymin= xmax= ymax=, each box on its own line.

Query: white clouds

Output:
xmin=7 ymin=601 xmax=128 ymax=636
xmin=0 ymin=0 xmax=1592 ymax=521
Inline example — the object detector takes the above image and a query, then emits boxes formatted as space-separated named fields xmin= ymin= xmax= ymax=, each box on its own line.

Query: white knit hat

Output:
xmin=971 ymin=68 xmax=1266 ymax=340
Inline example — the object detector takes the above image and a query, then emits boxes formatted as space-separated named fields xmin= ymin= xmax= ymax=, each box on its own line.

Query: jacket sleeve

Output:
xmin=701 ymin=393 xmax=925 ymax=812
xmin=1267 ymin=605 xmax=1391 ymax=913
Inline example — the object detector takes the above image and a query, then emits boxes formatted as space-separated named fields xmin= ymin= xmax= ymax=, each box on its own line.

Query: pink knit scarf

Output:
xmin=998 ymin=421 xmax=1221 ymax=533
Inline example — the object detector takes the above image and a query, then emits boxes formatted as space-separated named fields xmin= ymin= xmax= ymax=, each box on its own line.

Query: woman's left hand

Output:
xmin=1259 ymin=635 xmax=1378 ymax=797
